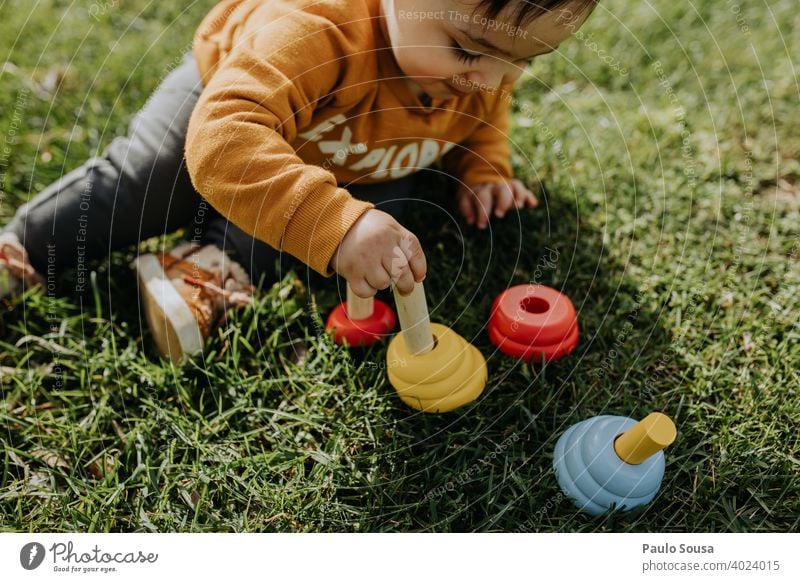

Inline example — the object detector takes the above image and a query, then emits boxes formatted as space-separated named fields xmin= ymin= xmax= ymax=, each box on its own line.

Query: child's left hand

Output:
xmin=455 ymin=179 xmax=538 ymax=229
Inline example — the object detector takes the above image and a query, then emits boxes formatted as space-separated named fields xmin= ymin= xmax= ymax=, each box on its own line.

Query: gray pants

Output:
xmin=2 ymin=53 xmax=416 ymax=291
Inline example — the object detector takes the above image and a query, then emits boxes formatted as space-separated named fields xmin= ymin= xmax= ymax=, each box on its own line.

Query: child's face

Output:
xmin=380 ymin=0 xmax=591 ymax=99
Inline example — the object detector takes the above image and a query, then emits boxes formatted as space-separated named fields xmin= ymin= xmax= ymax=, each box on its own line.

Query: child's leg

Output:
xmin=1 ymin=52 xmax=207 ymax=288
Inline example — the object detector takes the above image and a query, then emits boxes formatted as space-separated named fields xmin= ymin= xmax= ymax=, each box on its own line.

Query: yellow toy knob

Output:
xmin=613 ymin=412 xmax=677 ymax=465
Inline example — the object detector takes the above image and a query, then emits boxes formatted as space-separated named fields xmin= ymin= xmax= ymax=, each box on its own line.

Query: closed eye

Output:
xmin=450 ymin=41 xmax=483 ymax=64
xmin=451 ymin=40 xmax=555 ymax=67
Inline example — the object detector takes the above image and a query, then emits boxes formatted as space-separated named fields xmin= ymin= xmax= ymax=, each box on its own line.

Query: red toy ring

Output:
xmin=489 ymin=285 xmax=579 ymax=363
xmin=325 ymin=298 xmax=396 ymax=347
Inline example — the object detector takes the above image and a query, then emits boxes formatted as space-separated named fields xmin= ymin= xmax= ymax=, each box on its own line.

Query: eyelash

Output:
xmin=450 ymin=41 xmax=482 ymax=64
xmin=450 ymin=40 xmax=535 ymax=66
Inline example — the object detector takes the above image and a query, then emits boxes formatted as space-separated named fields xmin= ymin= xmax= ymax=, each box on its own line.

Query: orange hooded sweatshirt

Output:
xmin=186 ymin=0 xmax=514 ymax=276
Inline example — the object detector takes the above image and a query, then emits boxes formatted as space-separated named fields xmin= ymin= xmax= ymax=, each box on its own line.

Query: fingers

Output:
xmin=458 ymin=189 xmax=475 ymax=225
xmin=475 ymin=186 xmax=493 ymax=229
xmin=386 ymin=233 xmax=425 ymax=296
xmin=458 ymin=181 xmax=539 ymax=229
xmin=350 ymin=263 xmax=401 ymax=299
xmin=493 ymin=182 xmax=515 ymax=218
xmin=386 ymin=255 xmax=414 ymax=296
xmin=365 ymin=268 xmax=392 ymax=293
xmin=348 ymin=277 xmax=377 ymax=299
xmin=512 ymin=180 xmax=539 ymax=209
xmin=401 ymin=233 xmax=426 ymax=284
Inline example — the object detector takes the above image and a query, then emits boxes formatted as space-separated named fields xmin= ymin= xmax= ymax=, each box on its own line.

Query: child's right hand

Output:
xmin=330 ymin=209 xmax=426 ymax=298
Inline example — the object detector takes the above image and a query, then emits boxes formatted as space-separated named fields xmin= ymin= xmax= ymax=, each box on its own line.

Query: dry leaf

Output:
xmin=742 ymin=332 xmax=755 ymax=352
xmin=27 ymin=471 xmax=50 ymax=487
xmin=87 ymin=454 xmax=117 ymax=480
xmin=30 ymin=448 xmax=70 ymax=470
xmin=0 ymin=366 xmax=25 ymax=378
xmin=15 ymin=335 xmax=80 ymax=356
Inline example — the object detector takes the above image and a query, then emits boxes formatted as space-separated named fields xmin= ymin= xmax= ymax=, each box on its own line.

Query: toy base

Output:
xmin=386 ymin=323 xmax=487 ymax=413
xmin=325 ymin=298 xmax=396 ymax=347
xmin=553 ymin=415 xmax=666 ymax=516
xmin=489 ymin=321 xmax=579 ymax=362
xmin=489 ymin=285 xmax=579 ymax=363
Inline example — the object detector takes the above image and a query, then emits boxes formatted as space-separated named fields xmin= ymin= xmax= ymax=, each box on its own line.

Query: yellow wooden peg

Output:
xmin=613 ymin=412 xmax=676 ymax=465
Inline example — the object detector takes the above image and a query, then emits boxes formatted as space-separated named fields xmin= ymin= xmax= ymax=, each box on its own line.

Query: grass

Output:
xmin=1 ymin=0 xmax=798 ymax=532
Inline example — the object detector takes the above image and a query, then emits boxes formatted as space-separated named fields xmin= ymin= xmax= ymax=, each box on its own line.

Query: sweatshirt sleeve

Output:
xmin=185 ymin=8 xmax=373 ymax=277
xmin=444 ymin=94 xmax=514 ymax=187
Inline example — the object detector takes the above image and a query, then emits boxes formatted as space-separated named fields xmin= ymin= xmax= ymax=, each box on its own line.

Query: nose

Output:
xmin=464 ymin=70 xmax=504 ymax=92
xmin=466 ymin=64 xmax=520 ymax=92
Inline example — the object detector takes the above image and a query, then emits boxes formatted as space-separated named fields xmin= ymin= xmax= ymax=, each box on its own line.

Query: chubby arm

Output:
xmin=185 ymin=11 xmax=372 ymax=276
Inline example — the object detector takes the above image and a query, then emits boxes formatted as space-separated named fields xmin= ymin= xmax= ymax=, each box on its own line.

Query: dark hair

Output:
xmin=471 ymin=0 xmax=597 ymax=28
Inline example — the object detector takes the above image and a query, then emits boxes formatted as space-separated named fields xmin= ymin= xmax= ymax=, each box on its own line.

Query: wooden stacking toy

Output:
xmin=326 ymin=283 xmax=396 ymax=347
xmin=553 ymin=412 xmax=677 ymax=515
xmin=385 ymin=282 xmax=487 ymax=413
xmin=489 ymin=284 xmax=578 ymax=362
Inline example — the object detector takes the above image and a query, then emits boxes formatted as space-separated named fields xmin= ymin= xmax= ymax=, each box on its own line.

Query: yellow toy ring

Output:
xmin=386 ymin=323 xmax=488 ymax=413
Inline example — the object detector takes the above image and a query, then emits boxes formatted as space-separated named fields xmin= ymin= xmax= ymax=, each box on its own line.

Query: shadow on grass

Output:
xmin=0 ymin=177 xmax=735 ymax=532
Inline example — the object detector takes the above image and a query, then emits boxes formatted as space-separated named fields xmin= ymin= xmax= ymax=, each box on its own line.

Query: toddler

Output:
xmin=0 ymin=0 xmax=595 ymax=361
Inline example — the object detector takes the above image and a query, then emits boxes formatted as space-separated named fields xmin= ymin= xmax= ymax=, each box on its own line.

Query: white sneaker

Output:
xmin=132 ymin=242 xmax=254 ymax=362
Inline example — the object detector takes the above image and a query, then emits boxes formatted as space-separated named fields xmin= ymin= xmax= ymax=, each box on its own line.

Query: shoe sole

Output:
xmin=133 ymin=254 xmax=203 ymax=362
